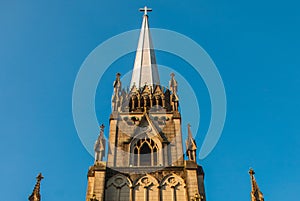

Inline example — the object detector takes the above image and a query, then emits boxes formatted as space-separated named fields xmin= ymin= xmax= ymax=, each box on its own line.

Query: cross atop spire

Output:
xmin=36 ymin=173 xmax=44 ymax=182
xmin=249 ymin=168 xmax=255 ymax=176
xmin=139 ymin=6 xmax=152 ymax=16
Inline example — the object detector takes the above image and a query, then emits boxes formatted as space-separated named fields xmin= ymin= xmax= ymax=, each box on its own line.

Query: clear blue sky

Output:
xmin=1 ymin=0 xmax=299 ymax=201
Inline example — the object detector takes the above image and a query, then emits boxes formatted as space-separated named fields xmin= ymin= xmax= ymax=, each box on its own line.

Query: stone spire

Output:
xmin=130 ymin=6 xmax=160 ymax=89
xmin=186 ymin=124 xmax=197 ymax=162
xmin=169 ymin=73 xmax=178 ymax=95
xmin=249 ymin=168 xmax=265 ymax=201
xmin=112 ymin=73 xmax=122 ymax=111
xmin=169 ymin=73 xmax=179 ymax=111
xmin=94 ymin=124 xmax=106 ymax=162
xmin=28 ymin=173 xmax=44 ymax=201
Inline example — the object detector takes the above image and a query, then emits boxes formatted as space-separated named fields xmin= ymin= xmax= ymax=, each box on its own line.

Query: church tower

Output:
xmin=85 ymin=7 xmax=206 ymax=201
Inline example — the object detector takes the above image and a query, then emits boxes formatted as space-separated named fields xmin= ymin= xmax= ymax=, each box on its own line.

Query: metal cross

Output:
xmin=36 ymin=173 xmax=44 ymax=182
xmin=249 ymin=168 xmax=255 ymax=176
xmin=139 ymin=6 xmax=152 ymax=15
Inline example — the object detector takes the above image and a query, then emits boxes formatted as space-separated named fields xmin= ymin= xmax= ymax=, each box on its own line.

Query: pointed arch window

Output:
xmin=154 ymin=95 xmax=162 ymax=108
xmin=131 ymin=138 xmax=159 ymax=166
xmin=130 ymin=95 xmax=138 ymax=111
xmin=153 ymin=146 xmax=158 ymax=165
xmin=140 ymin=142 xmax=151 ymax=166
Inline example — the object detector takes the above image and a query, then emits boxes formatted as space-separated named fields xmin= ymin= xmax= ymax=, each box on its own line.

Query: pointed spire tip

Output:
xmin=249 ymin=168 xmax=255 ymax=175
xmin=36 ymin=173 xmax=44 ymax=181
xmin=130 ymin=8 xmax=160 ymax=89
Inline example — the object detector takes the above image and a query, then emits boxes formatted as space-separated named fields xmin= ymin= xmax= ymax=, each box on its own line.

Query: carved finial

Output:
xmin=249 ymin=168 xmax=264 ymax=201
xmin=112 ymin=73 xmax=122 ymax=111
xmin=28 ymin=173 xmax=44 ymax=201
xmin=187 ymin=123 xmax=193 ymax=139
xmin=249 ymin=168 xmax=255 ymax=176
xmin=186 ymin=124 xmax=196 ymax=150
xmin=169 ymin=72 xmax=179 ymax=111
xmin=94 ymin=124 xmax=106 ymax=163
xmin=100 ymin=124 xmax=105 ymax=133
xmin=90 ymin=194 xmax=98 ymax=201
xmin=169 ymin=72 xmax=178 ymax=94
xmin=139 ymin=6 xmax=152 ymax=16
xmin=192 ymin=193 xmax=203 ymax=201
xmin=186 ymin=124 xmax=197 ymax=162
xmin=113 ymin=73 xmax=122 ymax=89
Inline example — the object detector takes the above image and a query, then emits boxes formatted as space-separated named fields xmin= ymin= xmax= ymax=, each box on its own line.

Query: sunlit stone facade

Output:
xmin=85 ymin=7 xmax=206 ymax=201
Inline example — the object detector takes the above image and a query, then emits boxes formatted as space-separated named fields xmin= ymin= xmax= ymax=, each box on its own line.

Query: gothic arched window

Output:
xmin=105 ymin=174 xmax=132 ymax=201
xmin=161 ymin=174 xmax=187 ymax=201
xmin=134 ymin=175 xmax=159 ymax=201
xmin=154 ymin=95 xmax=162 ymax=107
xmin=130 ymin=95 xmax=138 ymax=111
xmin=131 ymin=138 xmax=159 ymax=166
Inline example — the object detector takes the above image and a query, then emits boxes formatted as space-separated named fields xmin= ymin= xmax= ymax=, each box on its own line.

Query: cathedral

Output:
xmin=28 ymin=7 xmax=265 ymax=201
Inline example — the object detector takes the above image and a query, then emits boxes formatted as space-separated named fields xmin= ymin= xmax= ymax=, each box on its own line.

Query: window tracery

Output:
xmin=131 ymin=138 xmax=159 ymax=166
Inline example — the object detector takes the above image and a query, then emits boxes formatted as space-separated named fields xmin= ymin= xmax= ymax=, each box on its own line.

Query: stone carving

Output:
xmin=94 ymin=124 xmax=106 ymax=162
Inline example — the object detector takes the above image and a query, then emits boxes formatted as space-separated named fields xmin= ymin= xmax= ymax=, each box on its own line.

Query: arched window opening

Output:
xmin=134 ymin=148 xmax=138 ymax=166
xmin=190 ymin=152 xmax=194 ymax=161
xmin=132 ymin=138 xmax=159 ymax=166
xmin=153 ymin=147 xmax=158 ymax=166
xmin=141 ymin=96 xmax=150 ymax=108
xmin=130 ymin=95 xmax=138 ymax=111
xmin=140 ymin=142 xmax=151 ymax=166
xmin=153 ymin=96 xmax=162 ymax=108
xmin=150 ymin=139 xmax=155 ymax=147
xmin=140 ymin=98 xmax=144 ymax=109
xmin=128 ymin=99 xmax=132 ymax=111
xmin=134 ymin=96 xmax=138 ymax=108
xmin=157 ymin=96 xmax=162 ymax=107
